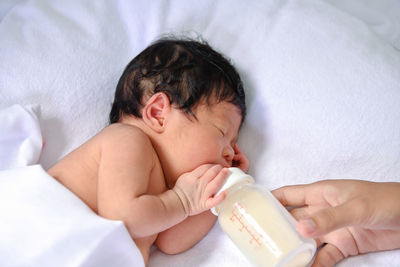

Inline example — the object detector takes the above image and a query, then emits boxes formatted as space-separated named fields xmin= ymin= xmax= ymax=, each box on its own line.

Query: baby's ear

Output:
xmin=142 ymin=92 xmax=170 ymax=132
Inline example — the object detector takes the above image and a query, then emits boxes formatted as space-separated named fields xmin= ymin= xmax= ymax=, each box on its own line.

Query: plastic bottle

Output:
xmin=211 ymin=168 xmax=316 ymax=267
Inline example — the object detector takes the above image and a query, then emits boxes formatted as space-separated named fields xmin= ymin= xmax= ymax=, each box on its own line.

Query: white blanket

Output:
xmin=0 ymin=105 xmax=42 ymax=170
xmin=0 ymin=0 xmax=399 ymax=266
xmin=0 ymin=164 xmax=144 ymax=267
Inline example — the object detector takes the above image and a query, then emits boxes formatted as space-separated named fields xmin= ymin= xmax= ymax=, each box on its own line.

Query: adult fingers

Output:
xmin=290 ymin=206 xmax=310 ymax=220
xmin=298 ymin=197 xmax=368 ymax=238
xmin=272 ymin=184 xmax=312 ymax=207
xmin=312 ymin=243 xmax=345 ymax=267
xmin=289 ymin=207 xmax=324 ymax=248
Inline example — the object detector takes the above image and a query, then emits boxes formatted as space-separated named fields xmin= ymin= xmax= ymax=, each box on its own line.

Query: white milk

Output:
xmin=212 ymin=168 xmax=316 ymax=267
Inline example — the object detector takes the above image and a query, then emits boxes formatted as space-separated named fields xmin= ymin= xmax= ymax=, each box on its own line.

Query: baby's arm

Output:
xmin=97 ymin=125 xmax=227 ymax=238
xmin=155 ymin=211 xmax=217 ymax=254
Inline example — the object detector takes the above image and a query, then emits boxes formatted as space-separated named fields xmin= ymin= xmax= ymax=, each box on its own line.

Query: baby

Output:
xmin=47 ymin=37 xmax=249 ymax=264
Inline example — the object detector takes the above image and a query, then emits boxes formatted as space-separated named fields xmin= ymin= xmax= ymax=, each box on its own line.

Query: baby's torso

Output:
xmin=47 ymin=125 xmax=167 ymax=263
xmin=47 ymin=138 xmax=101 ymax=212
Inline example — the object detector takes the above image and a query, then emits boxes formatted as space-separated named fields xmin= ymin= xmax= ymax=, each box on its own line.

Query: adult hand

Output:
xmin=272 ymin=180 xmax=400 ymax=267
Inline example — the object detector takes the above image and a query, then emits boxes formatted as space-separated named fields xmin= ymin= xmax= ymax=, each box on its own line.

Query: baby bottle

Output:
xmin=211 ymin=168 xmax=316 ymax=267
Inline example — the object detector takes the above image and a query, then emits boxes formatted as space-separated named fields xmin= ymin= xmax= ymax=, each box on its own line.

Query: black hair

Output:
xmin=109 ymin=37 xmax=246 ymax=124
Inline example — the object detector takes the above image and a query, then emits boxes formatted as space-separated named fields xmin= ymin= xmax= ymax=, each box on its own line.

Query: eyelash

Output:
xmin=215 ymin=126 xmax=225 ymax=137
xmin=216 ymin=126 xmax=236 ymax=148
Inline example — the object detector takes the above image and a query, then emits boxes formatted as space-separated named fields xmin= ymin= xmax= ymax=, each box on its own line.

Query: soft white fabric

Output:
xmin=0 ymin=165 xmax=144 ymax=267
xmin=324 ymin=0 xmax=400 ymax=50
xmin=0 ymin=0 xmax=399 ymax=266
xmin=0 ymin=0 xmax=23 ymax=21
xmin=0 ymin=104 xmax=42 ymax=170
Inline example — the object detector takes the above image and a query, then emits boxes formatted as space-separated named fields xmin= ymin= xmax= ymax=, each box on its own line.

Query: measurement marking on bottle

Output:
xmin=229 ymin=202 xmax=263 ymax=248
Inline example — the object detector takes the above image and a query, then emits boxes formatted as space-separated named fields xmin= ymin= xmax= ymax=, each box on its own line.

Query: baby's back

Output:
xmin=47 ymin=129 xmax=103 ymax=212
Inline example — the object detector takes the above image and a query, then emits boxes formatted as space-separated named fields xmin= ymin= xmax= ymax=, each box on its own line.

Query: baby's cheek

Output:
xmin=188 ymin=147 xmax=215 ymax=166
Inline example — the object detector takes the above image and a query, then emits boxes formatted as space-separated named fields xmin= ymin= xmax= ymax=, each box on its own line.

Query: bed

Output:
xmin=1 ymin=0 xmax=399 ymax=266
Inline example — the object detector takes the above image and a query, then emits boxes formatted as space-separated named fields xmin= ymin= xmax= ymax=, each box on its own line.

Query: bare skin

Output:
xmin=48 ymin=93 xmax=249 ymax=264
xmin=273 ymin=180 xmax=400 ymax=267
xmin=48 ymin=124 xmax=167 ymax=261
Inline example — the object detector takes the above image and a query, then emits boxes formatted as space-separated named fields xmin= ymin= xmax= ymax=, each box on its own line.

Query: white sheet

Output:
xmin=0 ymin=165 xmax=144 ymax=267
xmin=0 ymin=105 xmax=42 ymax=170
xmin=0 ymin=0 xmax=399 ymax=266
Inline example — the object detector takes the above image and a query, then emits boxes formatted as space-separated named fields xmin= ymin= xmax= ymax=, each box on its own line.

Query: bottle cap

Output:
xmin=211 ymin=167 xmax=254 ymax=215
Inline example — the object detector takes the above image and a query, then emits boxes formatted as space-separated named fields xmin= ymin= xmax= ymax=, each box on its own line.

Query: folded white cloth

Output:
xmin=0 ymin=165 xmax=144 ymax=267
xmin=0 ymin=0 xmax=22 ymax=21
xmin=0 ymin=105 xmax=42 ymax=170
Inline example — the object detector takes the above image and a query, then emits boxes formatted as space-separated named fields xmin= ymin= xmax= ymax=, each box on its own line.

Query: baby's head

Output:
xmin=109 ymin=37 xmax=245 ymax=124
xmin=110 ymin=37 xmax=247 ymax=185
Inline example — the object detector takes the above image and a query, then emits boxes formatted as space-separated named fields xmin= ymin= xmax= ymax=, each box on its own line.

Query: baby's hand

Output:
xmin=232 ymin=144 xmax=249 ymax=172
xmin=172 ymin=164 xmax=229 ymax=216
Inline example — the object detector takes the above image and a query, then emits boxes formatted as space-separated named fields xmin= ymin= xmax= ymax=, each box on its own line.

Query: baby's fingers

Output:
xmin=232 ymin=144 xmax=249 ymax=172
xmin=206 ymin=191 xmax=227 ymax=209
xmin=204 ymin=167 xmax=229 ymax=196
xmin=191 ymin=164 xmax=220 ymax=178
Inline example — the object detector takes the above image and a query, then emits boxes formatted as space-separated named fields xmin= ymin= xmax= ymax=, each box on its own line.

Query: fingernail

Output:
xmin=300 ymin=219 xmax=316 ymax=234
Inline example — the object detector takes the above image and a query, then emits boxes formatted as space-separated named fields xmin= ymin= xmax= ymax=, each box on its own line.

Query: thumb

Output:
xmin=298 ymin=198 xmax=368 ymax=238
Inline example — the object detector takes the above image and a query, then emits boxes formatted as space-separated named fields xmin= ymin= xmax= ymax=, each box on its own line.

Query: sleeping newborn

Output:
xmin=47 ymin=37 xmax=249 ymax=264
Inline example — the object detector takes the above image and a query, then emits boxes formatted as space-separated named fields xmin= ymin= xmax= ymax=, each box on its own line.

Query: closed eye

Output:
xmin=219 ymin=128 xmax=225 ymax=137
xmin=215 ymin=125 xmax=225 ymax=137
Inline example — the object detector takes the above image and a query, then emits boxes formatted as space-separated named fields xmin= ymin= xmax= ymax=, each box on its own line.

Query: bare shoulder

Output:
xmin=99 ymin=123 xmax=152 ymax=149
xmin=98 ymin=123 xmax=155 ymax=166
xmin=100 ymin=123 xmax=150 ymax=141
